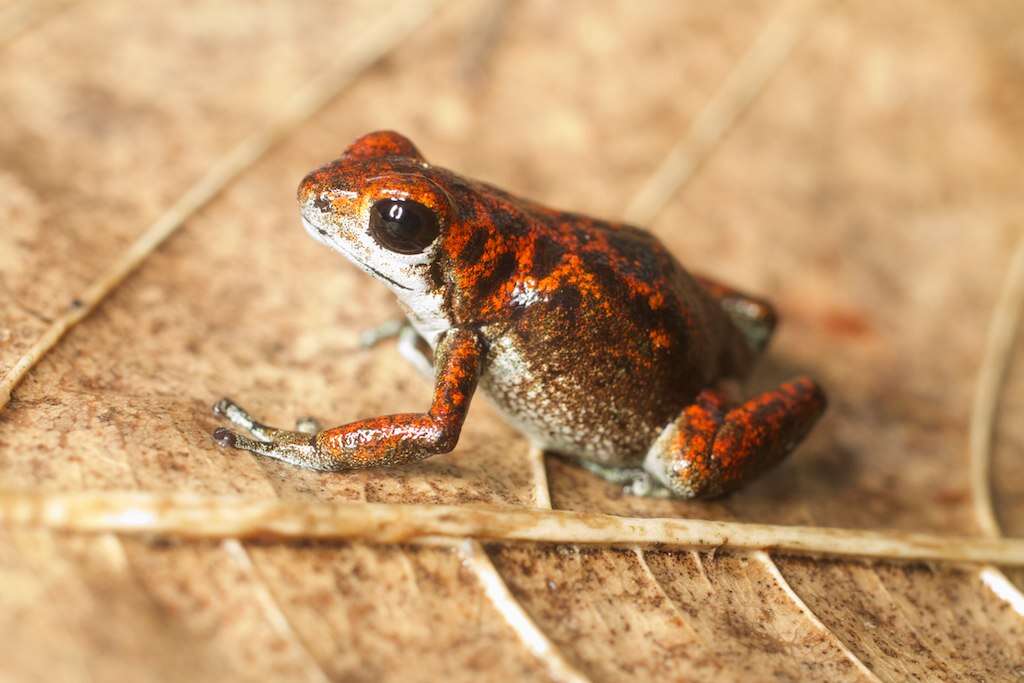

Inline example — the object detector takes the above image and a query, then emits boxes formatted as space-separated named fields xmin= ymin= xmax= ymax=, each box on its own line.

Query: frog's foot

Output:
xmin=358 ymin=319 xmax=433 ymax=379
xmin=213 ymin=398 xmax=320 ymax=437
xmin=295 ymin=416 xmax=321 ymax=434
xmin=209 ymin=328 xmax=481 ymax=473
xmin=693 ymin=274 xmax=777 ymax=353
xmin=578 ymin=460 xmax=674 ymax=499
xmin=358 ymin=318 xmax=406 ymax=349
xmin=643 ymin=377 xmax=827 ymax=499
xmin=211 ymin=398 xmax=318 ymax=467
xmin=397 ymin=324 xmax=433 ymax=379
xmin=212 ymin=397 xmax=262 ymax=436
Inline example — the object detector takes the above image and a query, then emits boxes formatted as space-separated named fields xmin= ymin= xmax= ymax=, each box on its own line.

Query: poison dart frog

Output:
xmin=212 ymin=131 xmax=827 ymax=498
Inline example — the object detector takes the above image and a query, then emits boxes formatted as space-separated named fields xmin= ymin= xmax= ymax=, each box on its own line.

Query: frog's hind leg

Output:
xmin=643 ymin=377 xmax=826 ymax=499
xmin=694 ymin=275 xmax=777 ymax=353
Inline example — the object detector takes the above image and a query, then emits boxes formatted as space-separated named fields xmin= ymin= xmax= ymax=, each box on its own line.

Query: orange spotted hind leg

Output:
xmin=643 ymin=377 xmax=827 ymax=498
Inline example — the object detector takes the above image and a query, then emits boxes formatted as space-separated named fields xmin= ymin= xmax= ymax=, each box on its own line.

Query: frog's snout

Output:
xmin=296 ymin=157 xmax=350 ymax=205
xmin=296 ymin=167 xmax=325 ymax=206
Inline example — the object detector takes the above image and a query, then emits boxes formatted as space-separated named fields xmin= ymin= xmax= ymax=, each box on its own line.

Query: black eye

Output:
xmin=368 ymin=199 xmax=440 ymax=254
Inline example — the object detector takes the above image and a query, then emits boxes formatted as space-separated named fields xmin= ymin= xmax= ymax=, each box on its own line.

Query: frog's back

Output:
xmin=470 ymin=206 xmax=755 ymax=465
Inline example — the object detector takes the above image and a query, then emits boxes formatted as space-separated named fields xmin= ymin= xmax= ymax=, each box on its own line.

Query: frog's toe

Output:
xmin=212 ymin=427 xmax=240 ymax=448
xmin=212 ymin=428 xmax=272 ymax=455
xmin=212 ymin=397 xmax=234 ymax=417
xmin=358 ymin=318 xmax=406 ymax=349
xmin=212 ymin=430 xmax=276 ymax=456
xmin=213 ymin=424 xmax=319 ymax=468
xmin=212 ymin=397 xmax=321 ymax=445
xmin=623 ymin=473 xmax=673 ymax=498
xmin=397 ymin=325 xmax=434 ymax=379
xmin=575 ymin=459 xmax=672 ymax=497
xmin=212 ymin=397 xmax=259 ymax=433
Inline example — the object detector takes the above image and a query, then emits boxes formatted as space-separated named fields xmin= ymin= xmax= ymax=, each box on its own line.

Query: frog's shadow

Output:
xmin=746 ymin=354 xmax=806 ymax=395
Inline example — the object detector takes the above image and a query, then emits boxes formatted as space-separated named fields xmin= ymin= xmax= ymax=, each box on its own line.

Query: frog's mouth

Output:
xmin=301 ymin=215 xmax=412 ymax=291
xmin=301 ymin=215 xmax=334 ymax=244
xmin=360 ymin=263 xmax=412 ymax=291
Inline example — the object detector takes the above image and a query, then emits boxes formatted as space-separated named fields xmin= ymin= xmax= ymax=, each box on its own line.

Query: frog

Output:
xmin=211 ymin=130 xmax=827 ymax=498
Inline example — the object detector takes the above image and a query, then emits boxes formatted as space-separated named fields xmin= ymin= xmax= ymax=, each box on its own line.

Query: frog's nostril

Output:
xmin=312 ymin=194 xmax=333 ymax=214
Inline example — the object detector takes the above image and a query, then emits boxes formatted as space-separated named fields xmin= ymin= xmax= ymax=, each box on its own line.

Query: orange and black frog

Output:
xmin=212 ymin=131 xmax=827 ymax=498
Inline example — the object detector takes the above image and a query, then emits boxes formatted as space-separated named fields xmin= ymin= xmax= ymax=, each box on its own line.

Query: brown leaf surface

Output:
xmin=1 ymin=1 xmax=1023 ymax=681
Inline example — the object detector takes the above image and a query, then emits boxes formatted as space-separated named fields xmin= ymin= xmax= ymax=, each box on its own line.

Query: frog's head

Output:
xmin=299 ymin=130 xmax=557 ymax=333
xmin=297 ymin=131 xmax=454 ymax=302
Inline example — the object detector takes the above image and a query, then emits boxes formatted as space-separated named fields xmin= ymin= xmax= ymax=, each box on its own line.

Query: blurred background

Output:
xmin=1 ymin=1 xmax=1023 ymax=681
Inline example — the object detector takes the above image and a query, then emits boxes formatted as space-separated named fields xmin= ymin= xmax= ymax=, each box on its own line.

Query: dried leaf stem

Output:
xmin=752 ymin=551 xmax=883 ymax=681
xmin=221 ymin=539 xmax=332 ymax=682
xmin=2 ymin=491 xmax=1022 ymax=566
xmin=968 ymin=236 xmax=1024 ymax=615
xmin=623 ymin=0 xmax=818 ymax=227
xmin=969 ymin=238 xmax=1024 ymax=537
xmin=0 ymin=0 xmax=435 ymax=409
xmin=528 ymin=447 xmax=552 ymax=510
xmin=458 ymin=540 xmax=591 ymax=683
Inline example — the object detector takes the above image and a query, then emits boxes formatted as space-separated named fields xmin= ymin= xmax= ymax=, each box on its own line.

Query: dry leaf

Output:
xmin=1 ymin=1 xmax=1023 ymax=681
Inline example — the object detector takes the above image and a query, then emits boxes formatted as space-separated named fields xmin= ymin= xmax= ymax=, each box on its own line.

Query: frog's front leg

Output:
xmin=397 ymin=324 xmax=434 ymax=378
xmin=358 ymin=318 xmax=406 ymax=349
xmin=359 ymin=318 xmax=433 ymax=379
xmin=643 ymin=377 xmax=827 ymax=498
xmin=212 ymin=327 xmax=483 ymax=471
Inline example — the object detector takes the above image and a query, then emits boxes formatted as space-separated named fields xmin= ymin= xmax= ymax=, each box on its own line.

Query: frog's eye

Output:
xmin=368 ymin=199 xmax=440 ymax=254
